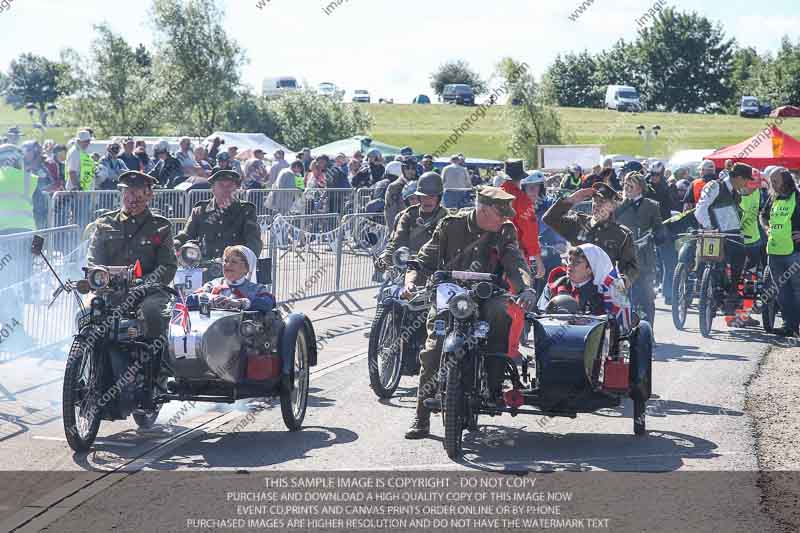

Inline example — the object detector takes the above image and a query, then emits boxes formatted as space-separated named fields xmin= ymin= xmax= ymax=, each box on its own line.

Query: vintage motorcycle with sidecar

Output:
xmin=367 ymin=247 xmax=428 ymax=398
xmin=413 ymin=266 xmax=653 ymax=460
xmin=32 ymin=235 xmax=317 ymax=452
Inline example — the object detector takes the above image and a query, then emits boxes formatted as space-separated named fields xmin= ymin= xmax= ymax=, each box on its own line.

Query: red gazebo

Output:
xmin=706 ymin=126 xmax=800 ymax=170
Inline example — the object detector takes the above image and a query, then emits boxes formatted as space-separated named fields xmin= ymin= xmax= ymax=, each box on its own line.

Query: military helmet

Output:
xmin=0 ymin=144 xmax=23 ymax=168
xmin=546 ymin=294 xmax=579 ymax=314
xmin=414 ymin=172 xmax=444 ymax=197
xmin=384 ymin=160 xmax=404 ymax=178
xmin=402 ymin=181 xmax=418 ymax=200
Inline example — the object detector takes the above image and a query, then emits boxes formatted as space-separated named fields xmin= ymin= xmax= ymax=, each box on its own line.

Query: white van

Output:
xmin=262 ymin=76 xmax=301 ymax=98
xmin=605 ymin=85 xmax=641 ymax=112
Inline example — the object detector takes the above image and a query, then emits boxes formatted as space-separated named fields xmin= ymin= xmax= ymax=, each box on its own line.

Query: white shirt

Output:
xmin=441 ymin=163 xmax=471 ymax=190
xmin=695 ymin=177 xmax=734 ymax=229
xmin=65 ymin=146 xmax=83 ymax=191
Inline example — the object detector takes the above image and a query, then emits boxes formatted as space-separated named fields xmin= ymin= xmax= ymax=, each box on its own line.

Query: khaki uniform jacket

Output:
xmin=406 ymin=209 xmax=533 ymax=293
xmin=543 ymin=198 xmax=639 ymax=283
xmin=615 ymin=197 xmax=663 ymax=274
xmin=87 ymin=208 xmax=177 ymax=285
xmin=175 ymin=198 xmax=263 ymax=259
xmin=380 ymin=205 xmax=450 ymax=265
xmin=384 ymin=176 xmax=410 ymax=230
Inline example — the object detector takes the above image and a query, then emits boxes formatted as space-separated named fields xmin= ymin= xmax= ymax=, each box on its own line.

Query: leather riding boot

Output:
xmin=405 ymin=408 xmax=430 ymax=439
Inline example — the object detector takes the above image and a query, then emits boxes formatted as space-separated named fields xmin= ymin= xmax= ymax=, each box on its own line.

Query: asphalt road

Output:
xmin=0 ymin=290 xmax=783 ymax=532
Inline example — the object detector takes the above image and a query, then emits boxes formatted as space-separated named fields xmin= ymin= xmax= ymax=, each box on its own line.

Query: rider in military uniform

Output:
xmin=378 ymin=172 xmax=449 ymax=269
xmin=403 ymin=187 xmax=538 ymax=439
xmin=87 ymin=171 xmax=177 ymax=339
xmin=543 ymin=182 xmax=639 ymax=286
xmin=174 ymin=169 xmax=263 ymax=259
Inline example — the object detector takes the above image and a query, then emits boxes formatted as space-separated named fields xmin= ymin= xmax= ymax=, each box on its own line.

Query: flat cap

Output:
xmin=208 ymin=169 xmax=242 ymax=184
xmin=118 ymin=171 xmax=157 ymax=189
xmin=477 ymin=186 xmax=516 ymax=217
xmin=731 ymin=162 xmax=754 ymax=180
xmin=592 ymin=182 xmax=622 ymax=201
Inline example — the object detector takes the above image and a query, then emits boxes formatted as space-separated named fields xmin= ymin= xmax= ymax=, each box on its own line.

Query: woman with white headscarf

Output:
xmin=538 ymin=243 xmax=631 ymax=330
xmin=186 ymin=245 xmax=275 ymax=312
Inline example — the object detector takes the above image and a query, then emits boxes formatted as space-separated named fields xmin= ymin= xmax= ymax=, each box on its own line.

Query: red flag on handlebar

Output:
xmin=133 ymin=260 xmax=143 ymax=279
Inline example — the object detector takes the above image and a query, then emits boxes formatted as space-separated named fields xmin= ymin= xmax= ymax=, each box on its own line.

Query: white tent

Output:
xmin=204 ymin=132 xmax=292 ymax=159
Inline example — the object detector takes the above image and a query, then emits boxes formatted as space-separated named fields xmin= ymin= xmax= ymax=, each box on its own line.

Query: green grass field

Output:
xmin=366 ymin=103 xmax=800 ymax=161
xmin=4 ymin=101 xmax=799 ymax=163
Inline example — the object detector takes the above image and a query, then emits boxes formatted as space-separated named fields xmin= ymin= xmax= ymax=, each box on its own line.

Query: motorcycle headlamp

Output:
xmin=75 ymin=279 xmax=91 ymax=294
xmin=392 ymin=247 xmax=410 ymax=267
xmin=180 ymin=242 xmax=202 ymax=268
xmin=448 ymin=293 xmax=476 ymax=319
xmin=87 ymin=267 xmax=111 ymax=290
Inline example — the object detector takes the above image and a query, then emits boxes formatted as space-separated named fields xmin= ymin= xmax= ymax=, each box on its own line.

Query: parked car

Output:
xmin=318 ymin=82 xmax=344 ymax=100
xmin=413 ymin=94 xmax=431 ymax=104
xmin=605 ymin=85 xmax=641 ymax=112
xmin=263 ymin=76 xmax=301 ymax=98
xmin=352 ymin=89 xmax=371 ymax=103
xmin=378 ymin=98 xmax=394 ymax=104
xmin=740 ymin=96 xmax=762 ymax=118
xmin=442 ymin=84 xmax=475 ymax=106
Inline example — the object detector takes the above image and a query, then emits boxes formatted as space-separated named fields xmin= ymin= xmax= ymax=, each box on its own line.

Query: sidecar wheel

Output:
xmin=63 ymin=336 xmax=102 ymax=452
xmin=280 ymin=327 xmax=310 ymax=431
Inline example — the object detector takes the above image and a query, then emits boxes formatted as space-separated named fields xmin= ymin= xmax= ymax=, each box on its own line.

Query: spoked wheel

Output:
xmin=280 ymin=328 xmax=310 ymax=430
xmin=367 ymin=305 xmax=403 ymax=398
xmin=762 ymin=267 xmax=778 ymax=333
xmin=671 ymin=263 xmax=691 ymax=330
xmin=62 ymin=337 xmax=102 ymax=452
xmin=443 ymin=365 xmax=465 ymax=459
xmin=698 ymin=267 xmax=717 ymax=338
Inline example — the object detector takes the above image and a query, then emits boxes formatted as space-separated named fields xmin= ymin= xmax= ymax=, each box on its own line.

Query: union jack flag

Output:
xmin=171 ymin=290 xmax=191 ymax=334
xmin=600 ymin=268 xmax=631 ymax=332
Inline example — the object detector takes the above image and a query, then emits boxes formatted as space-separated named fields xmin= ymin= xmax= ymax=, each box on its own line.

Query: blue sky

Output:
xmin=0 ymin=0 xmax=797 ymax=102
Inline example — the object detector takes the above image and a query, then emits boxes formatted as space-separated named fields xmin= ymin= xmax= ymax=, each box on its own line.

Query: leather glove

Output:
xmin=373 ymin=255 xmax=388 ymax=272
xmin=517 ymin=288 xmax=538 ymax=311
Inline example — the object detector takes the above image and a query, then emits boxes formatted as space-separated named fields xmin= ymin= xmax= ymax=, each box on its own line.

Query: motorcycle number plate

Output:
xmin=174 ymin=268 xmax=203 ymax=290
xmin=436 ymin=283 xmax=467 ymax=312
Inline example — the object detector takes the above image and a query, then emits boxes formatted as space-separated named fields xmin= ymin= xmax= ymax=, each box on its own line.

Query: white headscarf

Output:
xmin=578 ymin=243 xmax=631 ymax=331
xmin=227 ymin=245 xmax=258 ymax=285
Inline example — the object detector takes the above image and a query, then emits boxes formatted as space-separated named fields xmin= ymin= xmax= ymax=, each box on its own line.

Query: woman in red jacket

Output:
xmin=500 ymin=159 xmax=545 ymax=279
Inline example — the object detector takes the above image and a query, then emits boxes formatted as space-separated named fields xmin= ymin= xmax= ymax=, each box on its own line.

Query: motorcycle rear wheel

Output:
xmin=280 ymin=327 xmax=310 ymax=431
xmin=443 ymin=365 xmax=465 ymax=460
xmin=63 ymin=337 xmax=102 ymax=452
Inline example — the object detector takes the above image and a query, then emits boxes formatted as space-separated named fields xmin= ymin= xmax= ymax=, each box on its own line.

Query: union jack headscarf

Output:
xmin=579 ymin=244 xmax=631 ymax=332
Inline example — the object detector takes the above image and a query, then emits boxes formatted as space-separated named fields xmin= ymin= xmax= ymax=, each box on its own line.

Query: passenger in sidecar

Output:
xmin=185 ymin=245 xmax=275 ymax=312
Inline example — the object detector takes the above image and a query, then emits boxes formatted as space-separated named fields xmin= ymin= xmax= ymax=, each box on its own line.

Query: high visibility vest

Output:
xmin=767 ymin=193 xmax=796 ymax=256
xmin=740 ymin=190 xmax=761 ymax=245
xmin=294 ymin=174 xmax=305 ymax=190
xmin=79 ymin=151 xmax=95 ymax=191
xmin=0 ymin=166 xmax=38 ymax=231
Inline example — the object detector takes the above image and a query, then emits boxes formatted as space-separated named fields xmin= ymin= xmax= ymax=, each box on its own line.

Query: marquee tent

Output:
xmin=310 ymin=136 xmax=403 ymax=158
xmin=705 ymin=126 xmax=800 ymax=170
xmin=204 ymin=132 xmax=292 ymax=159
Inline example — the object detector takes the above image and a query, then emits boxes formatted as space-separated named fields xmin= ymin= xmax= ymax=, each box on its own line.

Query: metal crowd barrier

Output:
xmin=48 ymin=190 xmax=120 ymax=228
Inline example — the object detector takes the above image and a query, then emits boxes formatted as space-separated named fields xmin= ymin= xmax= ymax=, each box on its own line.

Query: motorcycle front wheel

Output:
xmin=63 ymin=336 xmax=103 ymax=452
xmin=671 ymin=263 xmax=690 ymax=330
xmin=698 ymin=267 xmax=717 ymax=338
xmin=367 ymin=305 xmax=403 ymax=398
xmin=443 ymin=365 xmax=465 ymax=460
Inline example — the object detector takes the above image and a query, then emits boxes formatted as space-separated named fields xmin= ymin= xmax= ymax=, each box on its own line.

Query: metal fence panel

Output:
xmin=152 ymin=189 xmax=189 ymax=220
xmin=268 ymin=214 xmax=341 ymax=304
xmin=48 ymin=191 xmax=120 ymax=229
xmin=337 ymin=213 xmax=389 ymax=294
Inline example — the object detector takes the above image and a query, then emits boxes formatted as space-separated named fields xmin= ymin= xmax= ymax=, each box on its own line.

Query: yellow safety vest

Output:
xmin=79 ymin=151 xmax=95 ymax=191
xmin=294 ymin=174 xmax=305 ymax=190
xmin=739 ymin=190 xmax=761 ymax=245
xmin=0 ymin=167 xmax=38 ymax=231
